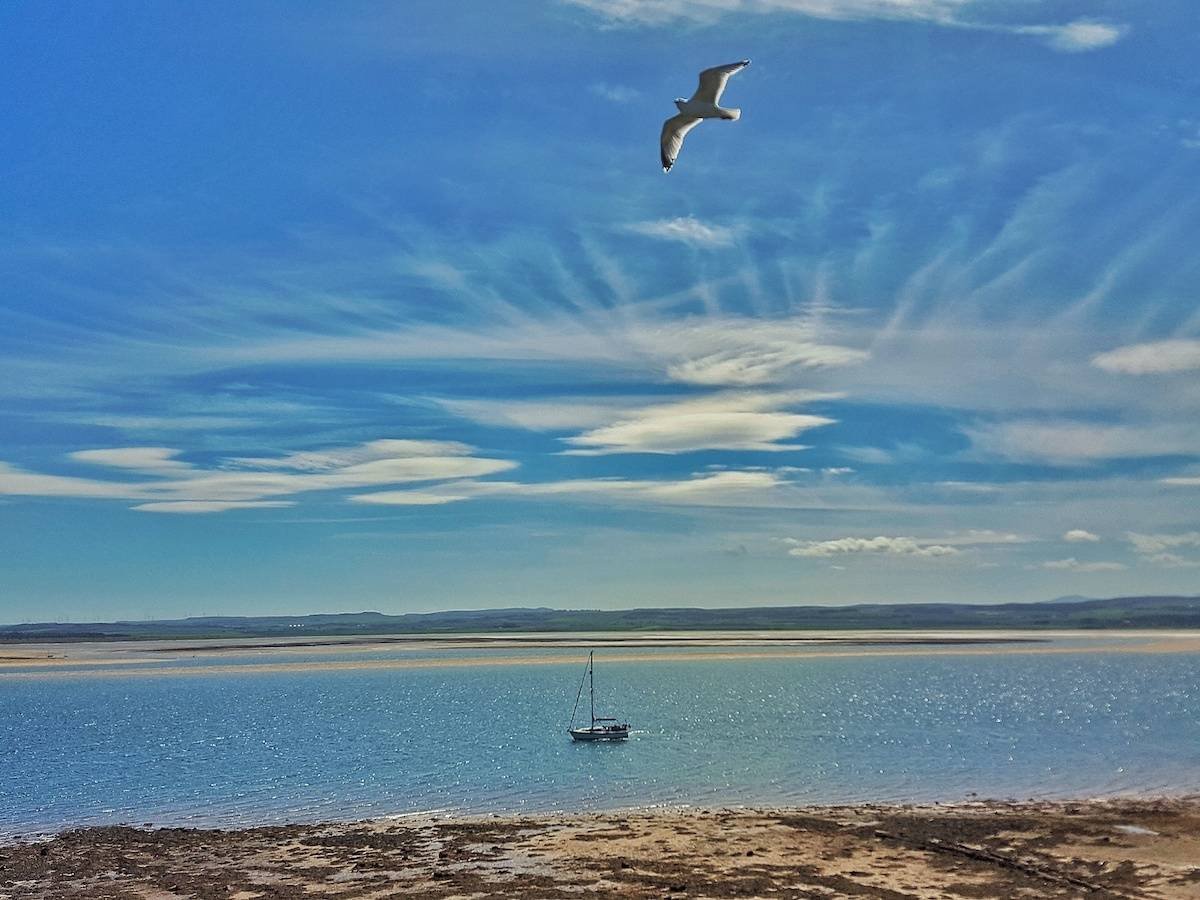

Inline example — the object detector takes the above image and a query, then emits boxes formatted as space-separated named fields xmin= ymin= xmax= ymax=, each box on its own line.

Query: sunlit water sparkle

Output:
xmin=2 ymin=645 xmax=1197 ymax=836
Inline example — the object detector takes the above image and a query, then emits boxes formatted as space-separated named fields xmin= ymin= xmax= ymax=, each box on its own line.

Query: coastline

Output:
xmin=3 ymin=629 xmax=1199 ymax=681
xmin=6 ymin=798 xmax=1200 ymax=898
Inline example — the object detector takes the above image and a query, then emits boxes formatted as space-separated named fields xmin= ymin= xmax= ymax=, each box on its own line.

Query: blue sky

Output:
xmin=2 ymin=0 xmax=1198 ymax=622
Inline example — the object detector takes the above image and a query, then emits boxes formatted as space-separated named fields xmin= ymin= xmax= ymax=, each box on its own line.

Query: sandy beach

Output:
xmin=5 ymin=799 xmax=1200 ymax=898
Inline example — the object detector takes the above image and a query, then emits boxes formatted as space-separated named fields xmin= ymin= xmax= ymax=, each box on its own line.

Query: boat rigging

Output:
xmin=568 ymin=651 xmax=630 ymax=741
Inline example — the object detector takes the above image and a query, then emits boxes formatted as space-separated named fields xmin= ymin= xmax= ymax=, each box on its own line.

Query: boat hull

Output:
xmin=569 ymin=726 xmax=630 ymax=742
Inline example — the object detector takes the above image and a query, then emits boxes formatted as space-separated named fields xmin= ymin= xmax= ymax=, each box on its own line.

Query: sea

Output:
xmin=2 ymin=634 xmax=1198 ymax=837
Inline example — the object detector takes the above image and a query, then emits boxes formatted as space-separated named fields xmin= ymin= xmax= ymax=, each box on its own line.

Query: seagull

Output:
xmin=660 ymin=59 xmax=750 ymax=173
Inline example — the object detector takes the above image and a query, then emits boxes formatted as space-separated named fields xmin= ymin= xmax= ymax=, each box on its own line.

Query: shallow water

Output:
xmin=2 ymin=642 xmax=1198 ymax=836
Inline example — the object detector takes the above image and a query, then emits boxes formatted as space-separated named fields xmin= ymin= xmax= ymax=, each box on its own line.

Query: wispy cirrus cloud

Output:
xmin=1161 ymin=476 xmax=1200 ymax=487
xmin=133 ymin=500 xmax=297 ymax=514
xmin=437 ymin=396 xmax=655 ymax=432
xmin=1127 ymin=532 xmax=1200 ymax=568
xmin=1009 ymin=20 xmax=1127 ymax=53
xmin=1038 ymin=557 xmax=1126 ymax=572
xmin=565 ymin=0 xmax=1127 ymax=52
xmin=197 ymin=313 xmax=866 ymax=390
xmin=567 ymin=0 xmax=962 ymax=26
xmin=1092 ymin=340 xmax=1200 ymax=375
xmin=590 ymin=82 xmax=641 ymax=103
xmin=624 ymin=217 xmax=737 ymax=247
xmin=351 ymin=469 xmax=788 ymax=508
xmin=650 ymin=319 xmax=867 ymax=386
xmin=965 ymin=420 xmax=1200 ymax=464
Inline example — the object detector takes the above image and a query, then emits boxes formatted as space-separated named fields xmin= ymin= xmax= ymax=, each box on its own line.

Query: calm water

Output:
xmin=2 ymin=644 xmax=1198 ymax=836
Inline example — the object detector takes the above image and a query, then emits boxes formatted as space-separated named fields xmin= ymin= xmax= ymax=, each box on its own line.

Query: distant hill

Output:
xmin=2 ymin=595 xmax=1199 ymax=642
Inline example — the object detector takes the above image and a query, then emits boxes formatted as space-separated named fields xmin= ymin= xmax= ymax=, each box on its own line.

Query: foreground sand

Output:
xmin=5 ymin=800 xmax=1200 ymax=898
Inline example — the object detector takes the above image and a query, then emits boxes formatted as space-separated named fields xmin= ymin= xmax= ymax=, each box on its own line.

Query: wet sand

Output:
xmin=2 ymin=630 xmax=1198 ymax=681
xmin=5 ymin=799 xmax=1200 ymax=898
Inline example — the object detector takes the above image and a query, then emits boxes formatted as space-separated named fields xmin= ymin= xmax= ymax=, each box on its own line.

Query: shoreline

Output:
xmin=3 ymin=629 xmax=1198 ymax=681
xmin=7 ymin=798 xmax=1200 ymax=897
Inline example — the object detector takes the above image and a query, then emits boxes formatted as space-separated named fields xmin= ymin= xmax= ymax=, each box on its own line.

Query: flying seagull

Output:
xmin=660 ymin=59 xmax=750 ymax=173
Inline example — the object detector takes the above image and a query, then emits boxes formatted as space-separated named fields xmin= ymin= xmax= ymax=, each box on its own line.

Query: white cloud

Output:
xmin=784 ymin=535 xmax=960 ymax=558
xmin=70 ymin=447 xmax=192 ymax=474
xmin=648 ymin=319 xmax=867 ymax=386
xmin=1161 ymin=476 xmax=1200 ymax=487
xmin=1141 ymin=553 xmax=1200 ymax=569
xmin=935 ymin=481 xmax=1002 ymax=493
xmin=566 ymin=2 xmax=1127 ymax=52
xmin=352 ymin=469 xmax=788 ymax=508
xmin=0 ymin=440 xmax=516 ymax=513
xmin=561 ymin=392 xmax=834 ymax=454
xmin=131 ymin=501 xmax=296 ymax=514
xmin=1180 ymin=121 xmax=1200 ymax=151
xmin=1039 ymin=558 xmax=1126 ymax=572
xmin=64 ymin=414 xmax=252 ymax=431
xmin=1064 ymin=529 xmax=1101 ymax=543
xmin=437 ymin=397 xmax=648 ymax=431
xmin=781 ymin=528 xmax=1025 ymax=559
xmin=1127 ymin=532 xmax=1200 ymax=559
xmin=214 ymin=313 xmax=865 ymax=389
xmin=624 ymin=217 xmax=737 ymax=248
xmin=404 ymin=259 xmax=469 ymax=292
xmin=0 ymin=462 xmax=144 ymax=500
xmin=939 ymin=529 xmax=1031 ymax=546
xmin=229 ymin=439 xmax=481 ymax=471
xmin=966 ymin=421 xmax=1199 ymax=464
xmin=1130 ymin=532 xmax=1200 ymax=555
xmin=441 ymin=391 xmax=842 ymax=458
xmin=590 ymin=82 xmax=641 ymax=103
xmin=1012 ymin=20 xmax=1127 ymax=53
xmin=567 ymin=0 xmax=966 ymax=27
xmin=666 ymin=343 xmax=864 ymax=386
xmin=1092 ymin=340 xmax=1200 ymax=375
xmin=840 ymin=446 xmax=894 ymax=465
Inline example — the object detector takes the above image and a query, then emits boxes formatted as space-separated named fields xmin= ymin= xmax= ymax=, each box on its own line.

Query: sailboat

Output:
xmin=568 ymin=651 xmax=630 ymax=741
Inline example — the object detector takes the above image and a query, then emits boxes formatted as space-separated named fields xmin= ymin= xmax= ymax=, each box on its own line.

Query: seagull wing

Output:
xmin=691 ymin=59 xmax=750 ymax=105
xmin=660 ymin=114 xmax=701 ymax=172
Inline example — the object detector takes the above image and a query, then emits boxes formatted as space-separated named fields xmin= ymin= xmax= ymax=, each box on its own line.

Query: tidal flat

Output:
xmin=6 ymin=799 xmax=1200 ymax=898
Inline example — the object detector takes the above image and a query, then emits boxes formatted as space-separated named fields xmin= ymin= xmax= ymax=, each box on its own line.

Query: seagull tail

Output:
xmin=720 ymin=107 xmax=741 ymax=121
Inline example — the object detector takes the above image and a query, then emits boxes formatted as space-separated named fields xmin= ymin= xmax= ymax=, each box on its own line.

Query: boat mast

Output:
xmin=589 ymin=650 xmax=595 ymax=726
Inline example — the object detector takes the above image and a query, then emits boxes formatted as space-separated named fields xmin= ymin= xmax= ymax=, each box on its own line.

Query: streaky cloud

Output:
xmin=1092 ymin=339 xmax=1200 ymax=375
xmin=351 ymin=469 xmax=789 ymax=508
xmin=1009 ymin=20 xmax=1127 ymax=53
xmin=132 ymin=501 xmax=297 ymax=514
xmin=560 ymin=392 xmax=834 ymax=454
xmin=1038 ymin=557 xmax=1126 ymax=572
xmin=965 ymin=420 xmax=1200 ymax=464
xmin=0 ymin=440 xmax=516 ymax=513
xmin=70 ymin=447 xmax=192 ymax=474
xmin=625 ymin=217 xmax=737 ymax=247
xmin=784 ymin=535 xmax=960 ymax=558
xmin=567 ymin=1 xmax=1127 ymax=53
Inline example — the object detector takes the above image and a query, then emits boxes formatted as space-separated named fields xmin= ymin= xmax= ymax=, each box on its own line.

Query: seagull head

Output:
xmin=674 ymin=98 xmax=687 ymax=109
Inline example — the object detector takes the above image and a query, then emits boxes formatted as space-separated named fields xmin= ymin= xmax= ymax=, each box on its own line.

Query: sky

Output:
xmin=1 ymin=0 xmax=1198 ymax=623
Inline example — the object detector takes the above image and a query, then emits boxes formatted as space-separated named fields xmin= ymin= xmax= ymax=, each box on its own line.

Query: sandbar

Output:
xmin=2 ymin=630 xmax=1199 ymax=680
